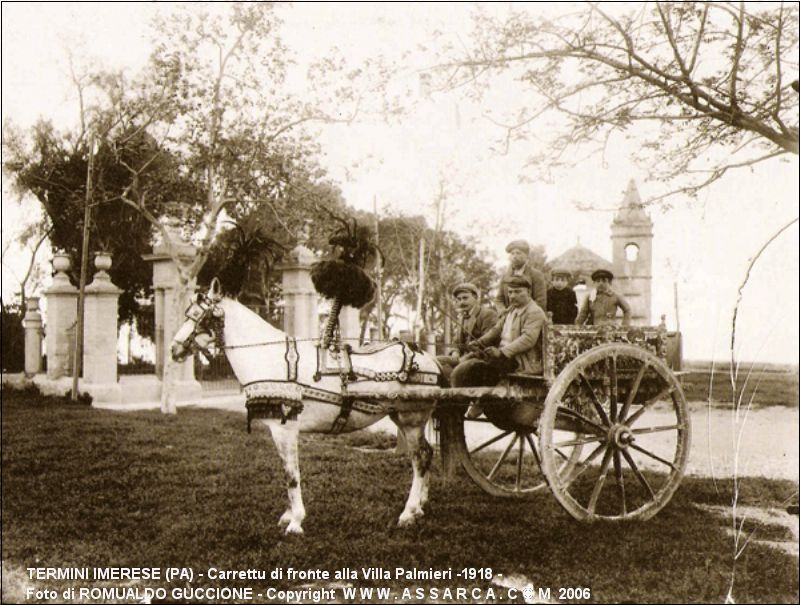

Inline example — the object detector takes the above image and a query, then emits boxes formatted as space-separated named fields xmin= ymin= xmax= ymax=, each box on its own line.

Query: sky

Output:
xmin=2 ymin=2 xmax=798 ymax=365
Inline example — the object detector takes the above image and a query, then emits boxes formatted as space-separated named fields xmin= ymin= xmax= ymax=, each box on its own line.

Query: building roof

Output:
xmin=549 ymin=242 xmax=613 ymax=276
xmin=613 ymin=179 xmax=652 ymax=225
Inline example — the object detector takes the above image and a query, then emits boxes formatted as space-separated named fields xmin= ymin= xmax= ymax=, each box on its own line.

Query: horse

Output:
xmin=170 ymin=279 xmax=442 ymax=534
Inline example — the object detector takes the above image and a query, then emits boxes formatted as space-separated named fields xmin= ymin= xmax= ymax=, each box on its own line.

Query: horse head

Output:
xmin=170 ymin=278 xmax=226 ymax=362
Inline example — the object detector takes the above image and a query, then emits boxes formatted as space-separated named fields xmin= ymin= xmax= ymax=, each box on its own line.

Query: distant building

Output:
xmin=550 ymin=179 xmax=653 ymax=325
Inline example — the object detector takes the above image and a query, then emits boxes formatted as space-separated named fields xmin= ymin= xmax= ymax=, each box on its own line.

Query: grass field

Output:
xmin=681 ymin=362 xmax=798 ymax=408
xmin=2 ymin=387 xmax=798 ymax=604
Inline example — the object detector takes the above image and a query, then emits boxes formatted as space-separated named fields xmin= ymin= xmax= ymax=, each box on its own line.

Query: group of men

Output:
xmin=437 ymin=239 xmax=631 ymax=391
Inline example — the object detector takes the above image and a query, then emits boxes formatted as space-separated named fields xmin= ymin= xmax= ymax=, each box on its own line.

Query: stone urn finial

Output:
xmin=53 ymin=251 xmax=71 ymax=274
xmin=94 ymin=251 xmax=112 ymax=271
xmin=93 ymin=251 xmax=113 ymax=282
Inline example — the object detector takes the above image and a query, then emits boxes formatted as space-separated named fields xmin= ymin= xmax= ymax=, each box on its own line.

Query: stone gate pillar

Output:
xmin=279 ymin=230 xmax=319 ymax=340
xmin=44 ymin=253 xmax=78 ymax=379
xmin=143 ymin=241 xmax=202 ymax=402
xmin=22 ymin=296 xmax=43 ymax=376
xmin=338 ymin=306 xmax=361 ymax=345
xmin=82 ymin=253 xmax=122 ymax=403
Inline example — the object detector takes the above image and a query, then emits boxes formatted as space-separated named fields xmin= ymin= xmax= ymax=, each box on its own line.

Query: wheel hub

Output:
xmin=609 ymin=423 xmax=635 ymax=449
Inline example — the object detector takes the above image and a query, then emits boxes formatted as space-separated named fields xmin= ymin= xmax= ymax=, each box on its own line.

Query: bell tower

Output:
xmin=611 ymin=180 xmax=653 ymax=325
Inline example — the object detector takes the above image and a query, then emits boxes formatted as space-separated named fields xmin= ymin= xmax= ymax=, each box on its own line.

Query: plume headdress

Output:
xmin=311 ymin=210 xmax=380 ymax=349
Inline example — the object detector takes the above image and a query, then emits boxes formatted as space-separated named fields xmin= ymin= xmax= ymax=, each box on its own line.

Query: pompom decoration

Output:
xmin=310 ymin=214 xmax=380 ymax=349
xmin=311 ymin=260 xmax=376 ymax=308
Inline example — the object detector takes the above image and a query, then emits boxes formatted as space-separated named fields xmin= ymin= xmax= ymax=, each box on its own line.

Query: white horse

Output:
xmin=170 ymin=280 xmax=441 ymax=534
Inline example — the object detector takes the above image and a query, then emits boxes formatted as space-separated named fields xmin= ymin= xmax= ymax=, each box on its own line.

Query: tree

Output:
xmin=3 ymin=117 xmax=194 ymax=323
xmin=5 ymin=4 xmax=361 ymax=413
xmin=436 ymin=2 xmax=798 ymax=204
xmin=374 ymin=212 xmax=496 ymax=341
xmin=199 ymin=171 xmax=355 ymax=329
xmin=114 ymin=4 xmax=363 ymax=413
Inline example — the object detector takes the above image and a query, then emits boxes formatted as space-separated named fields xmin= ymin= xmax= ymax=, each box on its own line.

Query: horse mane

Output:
xmin=219 ymin=297 xmax=286 ymax=348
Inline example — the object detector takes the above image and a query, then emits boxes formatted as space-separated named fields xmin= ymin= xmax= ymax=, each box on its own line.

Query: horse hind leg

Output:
xmin=391 ymin=409 xmax=434 ymax=527
xmin=267 ymin=421 xmax=305 ymax=535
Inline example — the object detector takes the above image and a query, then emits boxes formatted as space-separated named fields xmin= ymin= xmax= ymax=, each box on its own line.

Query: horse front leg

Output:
xmin=267 ymin=421 xmax=305 ymax=535
xmin=390 ymin=409 xmax=434 ymax=527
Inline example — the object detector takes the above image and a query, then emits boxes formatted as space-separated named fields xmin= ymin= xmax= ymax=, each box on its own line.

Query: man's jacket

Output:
xmin=452 ymin=305 xmax=499 ymax=354
xmin=575 ymin=289 xmax=631 ymax=326
xmin=494 ymin=263 xmax=547 ymax=312
xmin=476 ymin=299 xmax=546 ymax=374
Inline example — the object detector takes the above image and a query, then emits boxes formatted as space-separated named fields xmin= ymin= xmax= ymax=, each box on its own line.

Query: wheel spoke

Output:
xmin=629 ymin=443 xmax=678 ymax=471
xmin=619 ymin=362 xmax=648 ymax=422
xmin=524 ymin=433 xmax=542 ymax=467
xmin=469 ymin=430 xmax=513 ymax=455
xmin=625 ymin=385 xmax=675 ymax=426
xmin=613 ymin=449 xmax=626 ymax=516
xmin=515 ymin=434 xmax=525 ymax=492
xmin=588 ymin=445 xmax=615 ymax=513
xmin=631 ymin=424 xmax=685 ymax=435
xmin=609 ymin=354 xmax=618 ymax=423
xmin=555 ymin=406 xmax=606 ymax=434
xmin=621 ymin=449 xmax=656 ymax=500
xmin=563 ymin=442 xmax=606 ymax=486
xmin=579 ymin=371 xmax=610 ymax=426
xmin=553 ymin=435 xmax=605 ymax=448
xmin=487 ymin=433 xmax=518 ymax=480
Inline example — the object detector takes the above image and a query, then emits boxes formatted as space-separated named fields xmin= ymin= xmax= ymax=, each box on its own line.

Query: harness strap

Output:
xmin=329 ymin=395 xmax=354 ymax=435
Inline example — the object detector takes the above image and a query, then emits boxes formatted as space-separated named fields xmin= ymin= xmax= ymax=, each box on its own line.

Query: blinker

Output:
xmin=185 ymin=303 xmax=206 ymax=321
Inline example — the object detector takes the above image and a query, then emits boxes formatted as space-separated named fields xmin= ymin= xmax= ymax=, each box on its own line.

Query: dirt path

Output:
xmin=682 ymin=403 xmax=798 ymax=481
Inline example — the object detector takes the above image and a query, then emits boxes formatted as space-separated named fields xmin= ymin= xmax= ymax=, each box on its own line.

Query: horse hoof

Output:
xmin=285 ymin=523 xmax=304 ymax=535
xmin=397 ymin=509 xmax=423 ymax=527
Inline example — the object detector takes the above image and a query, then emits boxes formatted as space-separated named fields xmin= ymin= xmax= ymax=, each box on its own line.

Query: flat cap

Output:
xmin=452 ymin=282 xmax=479 ymax=298
xmin=551 ymin=267 xmax=571 ymax=278
xmin=505 ymin=274 xmax=532 ymax=289
xmin=591 ymin=268 xmax=614 ymax=281
xmin=505 ymin=239 xmax=530 ymax=254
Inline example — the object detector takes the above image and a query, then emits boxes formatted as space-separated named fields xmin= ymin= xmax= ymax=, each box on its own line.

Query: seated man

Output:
xmin=575 ymin=268 xmax=631 ymax=326
xmin=436 ymin=282 xmax=498 ymax=385
xmin=451 ymin=274 xmax=546 ymax=396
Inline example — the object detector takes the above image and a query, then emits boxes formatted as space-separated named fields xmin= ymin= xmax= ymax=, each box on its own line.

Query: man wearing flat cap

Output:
xmin=437 ymin=282 xmax=498 ymax=383
xmin=494 ymin=239 xmax=547 ymax=313
xmin=575 ymin=268 xmax=632 ymax=326
xmin=547 ymin=267 xmax=578 ymax=324
xmin=452 ymin=274 xmax=546 ymax=410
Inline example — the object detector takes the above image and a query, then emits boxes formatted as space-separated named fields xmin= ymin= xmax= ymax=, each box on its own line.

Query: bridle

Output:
xmin=177 ymin=290 xmax=225 ymax=360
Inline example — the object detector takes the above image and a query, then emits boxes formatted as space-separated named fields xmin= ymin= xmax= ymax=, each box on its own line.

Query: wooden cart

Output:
xmin=428 ymin=322 xmax=689 ymax=522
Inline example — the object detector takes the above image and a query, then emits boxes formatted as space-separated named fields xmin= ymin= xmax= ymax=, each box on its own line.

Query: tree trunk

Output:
xmin=160 ymin=278 xmax=193 ymax=415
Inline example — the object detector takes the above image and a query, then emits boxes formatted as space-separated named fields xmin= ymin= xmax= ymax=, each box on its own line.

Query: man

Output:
xmin=494 ymin=240 xmax=547 ymax=313
xmin=451 ymin=275 xmax=546 ymax=394
xmin=436 ymin=282 xmax=498 ymax=384
xmin=575 ymin=269 xmax=632 ymax=326
xmin=547 ymin=267 xmax=578 ymax=324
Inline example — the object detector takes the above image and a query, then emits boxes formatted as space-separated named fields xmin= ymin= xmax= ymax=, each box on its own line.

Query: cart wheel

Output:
xmin=444 ymin=404 xmax=583 ymax=498
xmin=539 ymin=343 xmax=690 ymax=521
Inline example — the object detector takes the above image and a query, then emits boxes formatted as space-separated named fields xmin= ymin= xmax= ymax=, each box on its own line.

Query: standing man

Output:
xmin=452 ymin=275 xmax=546 ymax=394
xmin=576 ymin=269 xmax=632 ymax=326
xmin=494 ymin=240 xmax=547 ymax=313
xmin=547 ymin=267 xmax=578 ymax=324
xmin=436 ymin=282 xmax=498 ymax=384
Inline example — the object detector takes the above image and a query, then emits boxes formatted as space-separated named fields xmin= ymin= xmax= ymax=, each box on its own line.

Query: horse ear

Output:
xmin=209 ymin=277 xmax=222 ymax=301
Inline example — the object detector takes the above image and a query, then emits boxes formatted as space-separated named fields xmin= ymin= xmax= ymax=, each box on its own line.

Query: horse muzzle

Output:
xmin=170 ymin=342 xmax=191 ymax=362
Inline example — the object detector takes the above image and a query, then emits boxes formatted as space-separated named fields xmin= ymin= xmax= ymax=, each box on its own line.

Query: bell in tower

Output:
xmin=610 ymin=179 xmax=653 ymax=325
